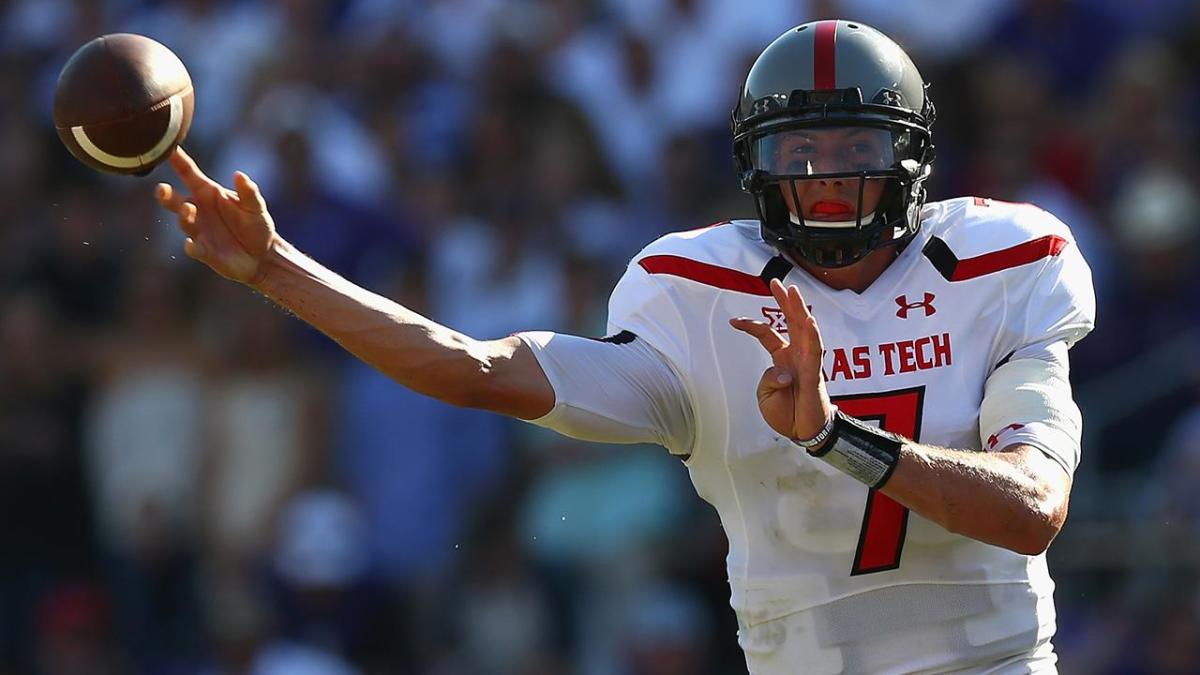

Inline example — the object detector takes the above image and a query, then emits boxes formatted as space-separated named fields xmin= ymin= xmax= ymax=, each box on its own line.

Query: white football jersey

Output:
xmin=596 ymin=197 xmax=1093 ymax=672
xmin=519 ymin=196 xmax=1094 ymax=673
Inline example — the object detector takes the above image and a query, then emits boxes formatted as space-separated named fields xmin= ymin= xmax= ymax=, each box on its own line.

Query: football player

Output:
xmin=156 ymin=20 xmax=1093 ymax=674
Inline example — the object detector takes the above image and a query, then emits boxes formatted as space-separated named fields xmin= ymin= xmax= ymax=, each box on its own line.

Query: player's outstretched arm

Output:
xmin=733 ymin=279 xmax=1072 ymax=556
xmin=155 ymin=148 xmax=555 ymax=420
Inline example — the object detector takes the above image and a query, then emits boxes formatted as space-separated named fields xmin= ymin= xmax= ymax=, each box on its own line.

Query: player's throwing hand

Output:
xmin=155 ymin=147 xmax=276 ymax=285
xmin=730 ymin=278 xmax=834 ymax=444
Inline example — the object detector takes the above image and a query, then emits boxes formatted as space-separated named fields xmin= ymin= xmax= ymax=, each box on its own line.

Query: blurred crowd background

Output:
xmin=1 ymin=0 xmax=1199 ymax=673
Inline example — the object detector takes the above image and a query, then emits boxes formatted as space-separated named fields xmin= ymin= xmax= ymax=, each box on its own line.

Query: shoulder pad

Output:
xmin=635 ymin=220 xmax=766 ymax=263
xmin=921 ymin=197 xmax=1075 ymax=282
xmin=632 ymin=220 xmax=786 ymax=296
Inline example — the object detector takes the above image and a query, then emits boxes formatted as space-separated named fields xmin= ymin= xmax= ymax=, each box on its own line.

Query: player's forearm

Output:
xmin=250 ymin=238 xmax=553 ymax=418
xmin=881 ymin=443 xmax=1069 ymax=555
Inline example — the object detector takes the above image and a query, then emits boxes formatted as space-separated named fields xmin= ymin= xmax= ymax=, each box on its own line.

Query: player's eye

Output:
xmin=782 ymin=159 xmax=814 ymax=174
xmin=848 ymin=144 xmax=886 ymax=170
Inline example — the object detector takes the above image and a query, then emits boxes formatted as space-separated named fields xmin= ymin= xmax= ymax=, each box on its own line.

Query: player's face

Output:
xmin=764 ymin=128 xmax=891 ymax=222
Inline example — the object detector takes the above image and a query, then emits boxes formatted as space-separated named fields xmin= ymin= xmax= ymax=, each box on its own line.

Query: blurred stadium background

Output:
xmin=2 ymin=0 xmax=1199 ymax=673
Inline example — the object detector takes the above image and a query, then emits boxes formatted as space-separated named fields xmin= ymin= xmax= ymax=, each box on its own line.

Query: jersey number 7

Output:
xmin=832 ymin=386 xmax=925 ymax=576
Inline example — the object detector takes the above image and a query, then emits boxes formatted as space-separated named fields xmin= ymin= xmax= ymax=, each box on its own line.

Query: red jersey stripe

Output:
xmin=950 ymin=235 xmax=1069 ymax=281
xmin=813 ymin=20 xmax=838 ymax=89
xmin=638 ymin=255 xmax=771 ymax=296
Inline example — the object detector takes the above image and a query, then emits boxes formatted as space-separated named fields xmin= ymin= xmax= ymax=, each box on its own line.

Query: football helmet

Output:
xmin=732 ymin=20 xmax=936 ymax=267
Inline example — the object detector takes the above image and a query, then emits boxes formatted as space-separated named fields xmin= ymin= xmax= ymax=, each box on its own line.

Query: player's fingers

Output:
xmin=155 ymin=183 xmax=188 ymax=213
xmin=183 ymin=237 xmax=206 ymax=260
xmin=775 ymin=282 xmax=822 ymax=358
xmin=787 ymin=283 xmax=813 ymax=321
xmin=797 ymin=316 xmax=824 ymax=359
xmin=177 ymin=202 xmax=199 ymax=238
xmin=769 ymin=277 xmax=787 ymax=308
xmin=771 ymin=281 xmax=804 ymax=326
xmin=730 ymin=317 xmax=787 ymax=354
xmin=769 ymin=279 xmax=807 ymax=340
xmin=761 ymin=365 xmax=794 ymax=390
xmin=169 ymin=147 xmax=219 ymax=193
xmin=232 ymin=171 xmax=266 ymax=214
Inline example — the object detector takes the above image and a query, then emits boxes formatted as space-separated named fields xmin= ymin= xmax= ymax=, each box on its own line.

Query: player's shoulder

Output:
xmin=635 ymin=219 xmax=773 ymax=266
xmin=918 ymin=197 xmax=1077 ymax=283
xmin=608 ymin=221 xmax=771 ymax=343
xmin=922 ymin=196 xmax=1075 ymax=256
xmin=628 ymin=219 xmax=782 ymax=286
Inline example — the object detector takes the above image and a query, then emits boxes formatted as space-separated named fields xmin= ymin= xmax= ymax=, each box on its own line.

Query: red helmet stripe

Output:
xmin=814 ymin=20 xmax=838 ymax=89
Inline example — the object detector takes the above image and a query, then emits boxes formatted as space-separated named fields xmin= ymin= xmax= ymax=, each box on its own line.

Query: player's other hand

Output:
xmin=730 ymin=278 xmax=834 ymax=444
xmin=155 ymin=147 xmax=276 ymax=285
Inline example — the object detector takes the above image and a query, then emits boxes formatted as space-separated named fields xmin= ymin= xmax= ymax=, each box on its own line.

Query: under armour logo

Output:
xmin=876 ymin=89 xmax=903 ymax=106
xmin=986 ymin=423 xmax=1025 ymax=450
xmin=752 ymin=96 xmax=782 ymax=115
xmin=761 ymin=307 xmax=788 ymax=333
xmin=895 ymin=293 xmax=936 ymax=319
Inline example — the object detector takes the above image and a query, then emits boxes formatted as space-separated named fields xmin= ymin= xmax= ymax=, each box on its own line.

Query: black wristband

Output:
xmin=809 ymin=410 xmax=904 ymax=489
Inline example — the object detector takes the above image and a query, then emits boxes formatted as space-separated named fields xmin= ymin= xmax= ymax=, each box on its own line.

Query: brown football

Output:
xmin=53 ymin=33 xmax=194 ymax=176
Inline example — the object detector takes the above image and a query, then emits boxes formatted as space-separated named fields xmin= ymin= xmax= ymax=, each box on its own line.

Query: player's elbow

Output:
xmin=1011 ymin=494 xmax=1069 ymax=556
xmin=1010 ymin=516 xmax=1059 ymax=556
xmin=998 ymin=446 xmax=1073 ymax=556
xmin=437 ymin=337 xmax=554 ymax=419
xmin=433 ymin=354 xmax=508 ymax=411
xmin=395 ymin=337 xmax=505 ymax=411
xmin=434 ymin=365 xmax=494 ymax=410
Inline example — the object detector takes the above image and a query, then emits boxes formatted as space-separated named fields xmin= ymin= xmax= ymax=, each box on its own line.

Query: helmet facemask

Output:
xmin=737 ymin=118 xmax=933 ymax=268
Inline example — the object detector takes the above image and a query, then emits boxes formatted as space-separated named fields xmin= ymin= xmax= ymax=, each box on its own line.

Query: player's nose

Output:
xmin=809 ymin=182 xmax=854 ymax=204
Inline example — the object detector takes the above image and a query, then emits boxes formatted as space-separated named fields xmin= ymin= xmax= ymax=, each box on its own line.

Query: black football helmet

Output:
xmin=732 ymin=20 xmax=936 ymax=268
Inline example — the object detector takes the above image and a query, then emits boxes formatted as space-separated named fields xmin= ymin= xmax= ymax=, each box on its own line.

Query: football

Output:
xmin=53 ymin=33 xmax=194 ymax=176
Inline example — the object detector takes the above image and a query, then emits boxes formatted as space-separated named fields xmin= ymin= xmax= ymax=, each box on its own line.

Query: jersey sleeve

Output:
xmin=513 ymin=262 xmax=695 ymax=456
xmin=979 ymin=352 xmax=1082 ymax=474
xmin=984 ymin=213 xmax=1096 ymax=474
xmin=1002 ymin=224 xmax=1097 ymax=364
xmin=604 ymin=261 xmax=691 ymax=369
